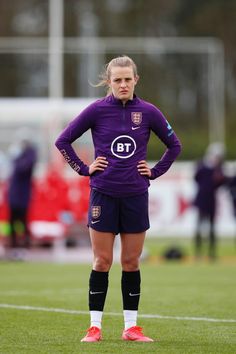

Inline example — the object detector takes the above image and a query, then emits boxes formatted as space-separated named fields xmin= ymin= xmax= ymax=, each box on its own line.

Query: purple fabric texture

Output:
xmin=8 ymin=144 xmax=37 ymax=209
xmin=193 ymin=160 xmax=225 ymax=218
xmin=55 ymin=94 xmax=181 ymax=197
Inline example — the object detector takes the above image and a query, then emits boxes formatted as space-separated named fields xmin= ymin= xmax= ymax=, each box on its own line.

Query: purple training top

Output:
xmin=55 ymin=94 xmax=182 ymax=197
xmin=193 ymin=160 xmax=226 ymax=217
xmin=8 ymin=144 xmax=37 ymax=209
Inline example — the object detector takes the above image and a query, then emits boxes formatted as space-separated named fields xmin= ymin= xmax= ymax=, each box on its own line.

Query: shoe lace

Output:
xmin=87 ymin=326 xmax=99 ymax=336
xmin=129 ymin=326 xmax=144 ymax=335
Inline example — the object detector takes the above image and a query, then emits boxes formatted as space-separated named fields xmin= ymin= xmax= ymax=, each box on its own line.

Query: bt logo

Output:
xmin=111 ymin=135 xmax=136 ymax=159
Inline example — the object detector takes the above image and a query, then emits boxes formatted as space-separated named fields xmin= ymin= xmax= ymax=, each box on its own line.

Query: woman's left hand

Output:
xmin=137 ymin=160 xmax=151 ymax=177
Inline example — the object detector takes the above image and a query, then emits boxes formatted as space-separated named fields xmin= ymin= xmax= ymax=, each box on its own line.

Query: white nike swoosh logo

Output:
xmin=90 ymin=291 xmax=104 ymax=295
xmin=91 ymin=220 xmax=100 ymax=224
xmin=129 ymin=293 xmax=140 ymax=296
xmin=132 ymin=126 xmax=140 ymax=130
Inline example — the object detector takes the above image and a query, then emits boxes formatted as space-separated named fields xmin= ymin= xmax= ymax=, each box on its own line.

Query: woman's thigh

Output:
xmin=89 ymin=227 xmax=116 ymax=270
xmin=120 ymin=232 xmax=146 ymax=271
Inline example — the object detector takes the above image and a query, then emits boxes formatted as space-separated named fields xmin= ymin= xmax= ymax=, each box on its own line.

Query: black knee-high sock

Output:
xmin=89 ymin=270 xmax=109 ymax=311
xmin=121 ymin=270 xmax=141 ymax=310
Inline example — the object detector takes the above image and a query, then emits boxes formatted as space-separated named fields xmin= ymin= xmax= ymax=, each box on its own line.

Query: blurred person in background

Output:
xmin=0 ymin=151 xmax=9 ymax=218
xmin=0 ymin=151 xmax=9 ymax=251
xmin=55 ymin=55 xmax=181 ymax=342
xmin=228 ymin=173 xmax=236 ymax=215
xmin=7 ymin=128 xmax=37 ymax=251
xmin=228 ymin=167 xmax=236 ymax=240
xmin=193 ymin=142 xmax=226 ymax=260
xmin=0 ymin=151 xmax=10 ymax=182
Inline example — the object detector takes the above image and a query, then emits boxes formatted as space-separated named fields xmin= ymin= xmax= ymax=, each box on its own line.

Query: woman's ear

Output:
xmin=134 ymin=75 xmax=139 ymax=85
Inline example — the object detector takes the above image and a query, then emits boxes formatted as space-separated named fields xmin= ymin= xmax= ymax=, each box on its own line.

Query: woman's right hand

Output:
xmin=89 ymin=156 xmax=108 ymax=175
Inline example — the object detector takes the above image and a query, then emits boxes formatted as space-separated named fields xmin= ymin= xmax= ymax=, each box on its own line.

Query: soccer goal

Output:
xmin=0 ymin=35 xmax=225 ymax=160
xmin=62 ymin=36 xmax=225 ymax=158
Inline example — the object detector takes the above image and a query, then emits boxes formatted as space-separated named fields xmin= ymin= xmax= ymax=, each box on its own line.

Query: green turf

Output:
xmin=0 ymin=258 xmax=236 ymax=354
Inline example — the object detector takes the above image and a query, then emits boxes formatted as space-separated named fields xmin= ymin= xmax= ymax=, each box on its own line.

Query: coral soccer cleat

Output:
xmin=122 ymin=326 xmax=154 ymax=342
xmin=81 ymin=326 xmax=102 ymax=342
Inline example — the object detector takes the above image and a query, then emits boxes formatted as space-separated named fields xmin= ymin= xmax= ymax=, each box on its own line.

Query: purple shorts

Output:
xmin=88 ymin=189 xmax=150 ymax=234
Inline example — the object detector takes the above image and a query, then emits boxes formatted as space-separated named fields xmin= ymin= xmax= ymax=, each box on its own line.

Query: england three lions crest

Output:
xmin=92 ymin=206 xmax=101 ymax=219
xmin=131 ymin=112 xmax=142 ymax=125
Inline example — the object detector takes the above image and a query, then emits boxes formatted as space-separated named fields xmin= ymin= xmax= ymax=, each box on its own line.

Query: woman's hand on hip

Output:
xmin=89 ymin=156 xmax=108 ymax=175
xmin=137 ymin=160 xmax=151 ymax=177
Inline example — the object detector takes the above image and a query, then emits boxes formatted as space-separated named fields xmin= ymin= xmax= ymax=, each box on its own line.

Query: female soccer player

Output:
xmin=55 ymin=55 xmax=182 ymax=342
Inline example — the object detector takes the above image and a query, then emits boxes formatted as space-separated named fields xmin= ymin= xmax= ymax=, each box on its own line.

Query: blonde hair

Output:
xmin=95 ymin=55 xmax=138 ymax=95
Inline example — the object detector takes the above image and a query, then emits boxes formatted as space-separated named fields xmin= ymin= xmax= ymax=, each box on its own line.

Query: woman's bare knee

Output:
xmin=121 ymin=256 xmax=140 ymax=271
xmin=93 ymin=255 xmax=113 ymax=271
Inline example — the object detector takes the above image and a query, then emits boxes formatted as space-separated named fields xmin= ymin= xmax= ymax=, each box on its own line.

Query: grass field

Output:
xmin=0 ymin=239 xmax=236 ymax=354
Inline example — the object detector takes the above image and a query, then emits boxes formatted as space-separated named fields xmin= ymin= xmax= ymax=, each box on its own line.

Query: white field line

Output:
xmin=0 ymin=289 xmax=83 ymax=296
xmin=0 ymin=303 xmax=236 ymax=323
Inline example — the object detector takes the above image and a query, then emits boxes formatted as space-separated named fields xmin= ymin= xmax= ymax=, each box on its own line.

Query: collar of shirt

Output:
xmin=105 ymin=94 xmax=139 ymax=106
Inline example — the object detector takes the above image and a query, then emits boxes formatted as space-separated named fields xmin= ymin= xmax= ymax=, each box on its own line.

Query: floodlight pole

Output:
xmin=49 ymin=0 xmax=64 ymax=98
xmin=208 ymin=44 xmax=225 ymax=144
